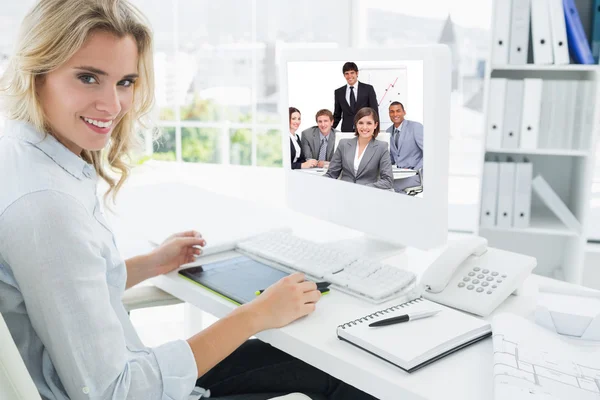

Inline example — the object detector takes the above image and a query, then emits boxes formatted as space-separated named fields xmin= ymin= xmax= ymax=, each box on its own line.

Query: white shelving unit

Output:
xmin=478 ymin=0 xmax=600 ymax=284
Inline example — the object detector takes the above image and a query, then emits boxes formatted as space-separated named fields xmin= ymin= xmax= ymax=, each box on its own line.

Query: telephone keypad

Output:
xmin=459 ymin=267 xmax=507 ymax=295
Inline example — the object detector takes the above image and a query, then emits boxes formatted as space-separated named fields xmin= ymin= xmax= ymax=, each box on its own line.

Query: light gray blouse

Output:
xmin=0 ymin=120 xmax=198 ymax=399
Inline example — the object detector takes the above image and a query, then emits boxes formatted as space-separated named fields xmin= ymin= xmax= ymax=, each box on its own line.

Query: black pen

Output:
xmin=368 ymin=310 xmax=440 ymax=327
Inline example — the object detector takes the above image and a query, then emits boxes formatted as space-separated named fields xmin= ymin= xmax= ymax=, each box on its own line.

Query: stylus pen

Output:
xmin=368 ymin=310 xmax=440 ymax=327
xmin=255 ymin=287 xmax=330 ymax=296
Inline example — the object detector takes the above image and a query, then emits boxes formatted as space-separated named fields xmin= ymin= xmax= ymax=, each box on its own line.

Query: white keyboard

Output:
xmin=236 ymin=231 xmax=416 ymax=303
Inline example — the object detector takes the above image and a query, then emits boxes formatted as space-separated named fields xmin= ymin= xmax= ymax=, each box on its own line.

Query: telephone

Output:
xmin=420 ymin=236 xmax=536 ymax=317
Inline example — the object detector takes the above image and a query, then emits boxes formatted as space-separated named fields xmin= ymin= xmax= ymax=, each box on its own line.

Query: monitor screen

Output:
xmin=279 ymin=46 xmax=449 ymax=250
xmin=286 ymin=60 xmax=424 ymax=197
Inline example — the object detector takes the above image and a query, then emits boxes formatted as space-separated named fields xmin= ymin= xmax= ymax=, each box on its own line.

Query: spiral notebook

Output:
xmin=336 ymin=297 xmax=491 ymax=372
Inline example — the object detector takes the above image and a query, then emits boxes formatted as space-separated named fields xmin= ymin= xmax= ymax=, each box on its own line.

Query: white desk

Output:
xmin=296 ymin=167 xmax=416 ymax=180
xmin=111 ymin=165 xmax=579 ymax=400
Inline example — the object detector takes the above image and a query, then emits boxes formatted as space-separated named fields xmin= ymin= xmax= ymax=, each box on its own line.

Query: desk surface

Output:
xmin=112 ymin=171 xmax=575 ymax=400
xmin=297 ymin=167 xmax=416 ymax=180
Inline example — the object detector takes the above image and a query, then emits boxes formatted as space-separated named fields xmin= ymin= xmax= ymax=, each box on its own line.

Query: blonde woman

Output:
xmin=0 ymin=1 xmax=376 ymax=400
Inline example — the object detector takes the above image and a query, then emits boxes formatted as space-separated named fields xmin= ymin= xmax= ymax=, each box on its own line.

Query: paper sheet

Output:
xmin=492 ymin=313 xmax=600 ymax=400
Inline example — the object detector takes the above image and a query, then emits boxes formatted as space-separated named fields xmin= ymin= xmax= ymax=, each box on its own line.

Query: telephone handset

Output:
xmin=420 ymin=236 xmax=536 ymax=317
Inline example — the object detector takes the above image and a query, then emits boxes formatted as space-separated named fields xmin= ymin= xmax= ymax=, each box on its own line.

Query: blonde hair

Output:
xmin=0 ymin=0 xmax=155 ymax=203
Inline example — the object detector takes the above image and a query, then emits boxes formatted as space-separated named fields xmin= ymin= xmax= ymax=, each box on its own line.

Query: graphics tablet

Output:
xmin=178 ymin=255 xmax=290 ymax=305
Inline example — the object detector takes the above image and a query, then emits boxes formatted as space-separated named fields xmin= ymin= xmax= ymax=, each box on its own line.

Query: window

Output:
xmin=3 ymin=0 xmax=600 ymax=237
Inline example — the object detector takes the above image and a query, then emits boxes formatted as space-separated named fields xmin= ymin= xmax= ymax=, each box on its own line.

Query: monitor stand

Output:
xmin=327 ymin=234 xmax=406 ymax=261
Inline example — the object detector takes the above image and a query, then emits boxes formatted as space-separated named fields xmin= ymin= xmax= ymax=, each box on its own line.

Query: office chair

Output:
xmin=0 ymin=311 xmax=311 ymax=400
xmin=403 ymin=168 xmax=423 ymax=196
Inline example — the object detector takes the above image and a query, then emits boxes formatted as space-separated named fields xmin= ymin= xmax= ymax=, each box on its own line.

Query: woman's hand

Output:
xmin=246 ymin=273 xmax=322 ymax=331
xmin=149 ymin=230 xmax=206 ymax=276
xmin=301 ymin=159 xmax=318 ymax=169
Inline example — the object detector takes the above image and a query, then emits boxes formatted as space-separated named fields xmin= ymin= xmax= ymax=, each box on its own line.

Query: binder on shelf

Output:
xmin=563 ymin=81 xmax=577 ymax=149
xmin=532 ymin=175 xmax=582 ymax=233
xmin=486 ymin=78 xmax=507 ymax=149
xmin=502 ymin=80 xmax=524 ymax=148
xmin=531 ymin=0 xmax=554 ymax=64
xmin=548 ymin=0 xmax=570 ymax=64
xmin=519 ymin=78 xmax=543 ymax=149
xmin=492 ymin=0 xmax=513 ymax=65
xmin=509 ymin=0 xmax=532 ymax=64
xmin=563 ymin=0 xmax=595 ymax=64
xmin=537 ymin=80 xmax=552 ymax=149
xmin=583 ymin=81 xmax=597 ymax=150
xmin=480 ymin=161 xmax=500 ymax=228
xmin=592 ymin=0 xmax=600 ymax=62
xmin=513 ymin=160 xmax=533 ymax=228
xmin=497 ymin=160 xmax=517 ymax=228
xmin=551 ymin=80 xmax=570 ymax=148
xmin=571 ymin=80 xmax=585 ymax=150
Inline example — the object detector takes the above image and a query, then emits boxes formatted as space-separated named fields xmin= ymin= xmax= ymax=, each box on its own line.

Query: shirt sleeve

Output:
xmin=414 ymin=122 xmax=424 ymax=171
xmin=0 ymin=190 xmax=198 ymax=400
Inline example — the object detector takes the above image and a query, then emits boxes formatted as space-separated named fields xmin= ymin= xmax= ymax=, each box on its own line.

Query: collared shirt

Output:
xmin=290 ymin=131 xmax=301 ymax=162
xmin=0 ymin=120 xmax=198 ymax=400
xmin=319 ymin=130 xmax=330 ymax=145
xmin=353 ymin=141 xmax=369 ymax=175
xmin=392 ymin=120 xmax=405 ymax=147
xmin=345 ymin=82 xmax=359 ymax=106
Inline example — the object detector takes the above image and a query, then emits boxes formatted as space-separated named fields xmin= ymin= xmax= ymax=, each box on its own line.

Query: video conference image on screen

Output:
xmin=286 ymin=60 xmax=425 ymax=197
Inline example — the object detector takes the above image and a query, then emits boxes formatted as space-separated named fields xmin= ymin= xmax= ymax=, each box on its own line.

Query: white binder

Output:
xmin=480 ymin=161 xmax=500 ymax=228
xmin=531 ymin=0 xmax=554 ymax=64
xmin=502 ymin=80 xmax=524 ymax=148
xmin=497 ymin=161 xmax=517 ymax=228
xmin=486 ymin=78 xmax=508 ymax=148
xmin=532 ymin=175 xmax=582 ymax=234
xmin=547 ymin=0 xmax=570 ymax=64
xmin=492 ymin=0 xmax=513 ymax=65
xmin=537 ymin=80 xmax=552 ymax=149
xmin=519 ymin=78 xmax=543 ymax=149
xmin=509 ymin=0 xmax=531 ymax=64
xmin=513 ymin=161 xmax=533 ymax=228
xmin=563 ymin=81 xmax=577 ymax=149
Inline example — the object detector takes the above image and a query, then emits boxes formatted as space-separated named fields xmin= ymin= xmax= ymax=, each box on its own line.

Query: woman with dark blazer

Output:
xmin=325 ymin=107 xmax=393 ymax=190
xmin=289 ymin=107 xmax=317 ymax=169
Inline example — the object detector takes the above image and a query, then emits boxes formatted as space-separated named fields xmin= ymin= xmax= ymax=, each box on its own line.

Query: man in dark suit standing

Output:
xmin=333 ymin=62 xmax=378 ymax=132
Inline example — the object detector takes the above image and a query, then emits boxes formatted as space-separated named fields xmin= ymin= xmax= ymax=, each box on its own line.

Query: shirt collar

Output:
xmin=4 ymin=119 xmax=94 ymax=180
xmin=319 ymin=130 xmax=330 ymax=141
xmin=394 ymin=120 xmax=405 ymax=133
xmin=346 ymin=81 xmax=359 ymax=90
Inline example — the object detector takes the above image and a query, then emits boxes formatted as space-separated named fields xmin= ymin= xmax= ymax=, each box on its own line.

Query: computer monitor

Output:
xmin=278 ymin=46 xmax=450 ymax=253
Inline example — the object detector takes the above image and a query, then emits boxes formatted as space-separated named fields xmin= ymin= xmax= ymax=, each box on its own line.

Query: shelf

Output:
xmin=486 ymin=148 xmax=590 ymax=157
xmin=480 ymin=208 xmax=578 ymax=237
xmin=492 ymin=64 xmax=600 ymax=72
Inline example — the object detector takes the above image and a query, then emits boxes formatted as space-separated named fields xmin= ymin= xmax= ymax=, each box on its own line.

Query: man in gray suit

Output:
xmin=386 ymin=102 xmax=424 ymax=194
xmin=301 ymin=109 xmax=337 ymax=168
